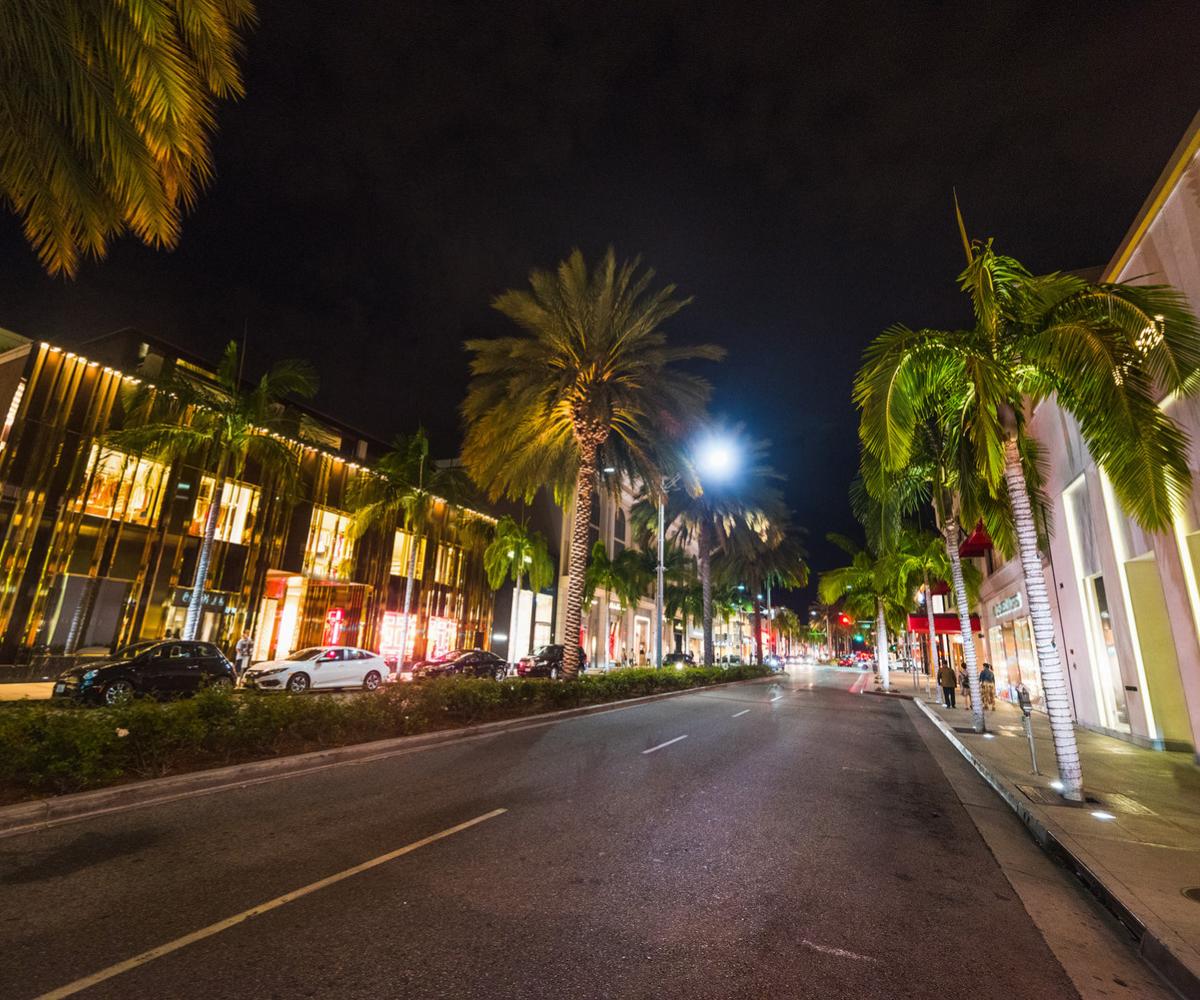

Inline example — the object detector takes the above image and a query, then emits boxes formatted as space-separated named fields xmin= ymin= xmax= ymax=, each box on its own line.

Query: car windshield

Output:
xmin=112 ymin=640 xmax=161 ymax=660
xmin=285 ymin=648 xmax=326 ymax=661
xmin=436 ymin=649 xmax=467 ymax=661
xmin=533 ymin=645 xmax=561 ymax=657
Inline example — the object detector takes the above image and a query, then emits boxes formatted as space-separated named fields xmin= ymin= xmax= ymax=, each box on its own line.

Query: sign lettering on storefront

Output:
xmin=992 ymin=593 xmax=1023 ymax=619
xmin=171 ymin=587 xmax=228 ymax=610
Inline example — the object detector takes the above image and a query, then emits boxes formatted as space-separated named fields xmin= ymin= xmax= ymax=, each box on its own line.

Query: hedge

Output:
xmin=0 ymin=664 xmax=771 ymax=801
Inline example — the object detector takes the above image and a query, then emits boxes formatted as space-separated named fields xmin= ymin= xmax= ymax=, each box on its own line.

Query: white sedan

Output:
xmin=240 ymin=646 xmax=388 ymax=693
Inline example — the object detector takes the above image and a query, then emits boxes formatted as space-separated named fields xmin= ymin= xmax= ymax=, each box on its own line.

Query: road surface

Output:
xmin=0 ymin=666 xmax=1167 ymax=998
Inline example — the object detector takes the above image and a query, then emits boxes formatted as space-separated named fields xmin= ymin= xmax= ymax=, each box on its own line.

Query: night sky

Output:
xmin=2 ymin=1 xmax=1199 ymax=590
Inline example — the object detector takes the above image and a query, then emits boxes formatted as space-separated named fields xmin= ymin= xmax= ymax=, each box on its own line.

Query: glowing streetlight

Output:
xmin=695 ymin=437 xmax=738 ymax=482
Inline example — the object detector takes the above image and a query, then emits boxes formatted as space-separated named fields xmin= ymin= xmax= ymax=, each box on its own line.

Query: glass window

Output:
xmin=434 ymin=543 xmax=463 ymax=585
xmin=390 ymin=530 xmax=426 ymax=578
xmin=78 ymin=445 xmax=168 ymax=526
xmin=305 ymin=507 xmax=355 ymax=580
xmin=190 ymin=477 xmax=261 ymax=545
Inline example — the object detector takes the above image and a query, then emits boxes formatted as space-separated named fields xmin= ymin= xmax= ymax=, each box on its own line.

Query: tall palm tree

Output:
xmin=772 ymin=606 xmax=801 ymax=657
xmin=462 ymin=248 xmax=722 ymax=678
xmin=856 ymin=228 xmax=1200 ymax=798
xmin=108 ymin=341 xmax=316 ymax=640
xmin=484 ymin=516 xmax=554 ymax=663
xmin=347 ymin=429 xmax=471 ymax=667
xmin=817 ymin=534 xmax=908 ymax=690
xmin=1 ymin=0 xmax=256 ymax=277
xmin=721 ymin=518 xmax=808 ymax=664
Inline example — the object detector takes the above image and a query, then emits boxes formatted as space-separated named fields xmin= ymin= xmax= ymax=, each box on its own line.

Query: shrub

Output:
xmin=0 ymin=663 xmax=771 ymax=801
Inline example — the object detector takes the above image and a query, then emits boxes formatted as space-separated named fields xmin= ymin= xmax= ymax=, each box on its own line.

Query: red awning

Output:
xmin=958 ymin=521 xmax=993 ymax=558
xmin=908 ymin=612 xmax=981 ymax=635
xmin=927 ymin=580 xmax=949 ymax=596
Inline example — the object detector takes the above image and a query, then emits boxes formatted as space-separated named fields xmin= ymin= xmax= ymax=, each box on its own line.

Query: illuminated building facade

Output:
xmin=0 ymin=330 xmax=493 ymax=677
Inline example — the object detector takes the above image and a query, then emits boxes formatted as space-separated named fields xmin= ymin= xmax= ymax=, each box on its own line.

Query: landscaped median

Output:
xmin=0 ymin=664 xmax=771 ymax=803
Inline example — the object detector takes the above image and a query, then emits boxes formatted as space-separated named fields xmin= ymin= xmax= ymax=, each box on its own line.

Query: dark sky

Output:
xmin=2 ymin=1 xmax=1199 ymax=588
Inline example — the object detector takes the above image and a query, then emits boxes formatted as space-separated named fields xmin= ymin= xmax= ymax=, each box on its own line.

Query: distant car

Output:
xmin=53 ymin=640 xmax=236 ymax=705
xmin=663 ymin=651 xmax=696 ymax=670
xmin=764 ymin=654 xmax=784 ymax=671
xmin=240 ymin=646 xmax=387 ymax=693
xmin=409 ymin=649 xmax=508 ymax=681
xmin=516 ymin=644 xmax=588 ymax=679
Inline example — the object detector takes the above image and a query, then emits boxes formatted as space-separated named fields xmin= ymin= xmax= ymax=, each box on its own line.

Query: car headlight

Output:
xmin=255 ymin=667 xmax=287 ymax=676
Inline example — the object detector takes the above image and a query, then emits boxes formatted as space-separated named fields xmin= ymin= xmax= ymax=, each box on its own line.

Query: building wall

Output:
xmin=1019 ymin=116 xmax=1200 ymax=752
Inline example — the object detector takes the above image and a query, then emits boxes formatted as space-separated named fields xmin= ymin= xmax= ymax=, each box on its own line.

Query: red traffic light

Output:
xmin=838 ymin=613 xmax=852 ymax=626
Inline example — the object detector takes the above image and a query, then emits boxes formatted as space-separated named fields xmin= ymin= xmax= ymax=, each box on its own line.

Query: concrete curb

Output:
xmin=912 ymin=697 xmax=1200 ymax=1000
xmin=0 ymin=676 xmax=773 ymax=840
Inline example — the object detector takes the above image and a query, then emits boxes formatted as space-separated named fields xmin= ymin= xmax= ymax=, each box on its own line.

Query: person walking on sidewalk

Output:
xmin=234 ymin=632 xmax=254 ymax=679
xmin=979 ymin=662 xmax=996 ymax=711
xmin=938 ymin=662 xmax=957 ymax=707
xmin=959 ymin=666 xmax=971 ymax=707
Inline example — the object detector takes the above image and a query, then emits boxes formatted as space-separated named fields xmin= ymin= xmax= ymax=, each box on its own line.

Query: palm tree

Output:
xmin=585 ymin=542 xmax=656 ymax=666
xmin=484 ymin=516 xmax=554 ymax=663
xmin=772 ymin=606 xmax=801 ymax=657
xmin=856 ymin=228 xmax=1200 ymax=798
xmin=108 ymin=341 xmax=316 ymax=640
xmin=817 ymin=534 xmax=907 ymax=690
xmin=1 ymin=0 xmax=256 ymax=277
xmin=721 ymin=518 xmax=808 ymax=664
xmin=347 ymin=429 xmax=472 ymax=667
xmin=462 ymin=248 xmax=722 ymax=678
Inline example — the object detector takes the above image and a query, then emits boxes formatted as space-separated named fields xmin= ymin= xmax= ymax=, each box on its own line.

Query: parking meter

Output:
xmin=1017 ymin=684 xmax=1038 ymax=774
xmin=1017 ymin=685 xmax=1033 ymax=716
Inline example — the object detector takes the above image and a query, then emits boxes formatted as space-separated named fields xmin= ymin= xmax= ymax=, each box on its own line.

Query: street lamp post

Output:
xmin=655 ymin=475 xmax=680 ymax=669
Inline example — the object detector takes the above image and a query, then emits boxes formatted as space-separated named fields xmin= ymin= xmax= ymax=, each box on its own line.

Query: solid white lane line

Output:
xmin=801 ymin=939 xmax=877 ymax=963
xmin=770 ymin=693 xmax=784 ymax=702
xmin=642 ymin=735 xmax=688 ymax=755
xmin=34 ymin=809 xmax=508 ymax=1000
xmin=731 ymin=709 xmax=751 ymax=718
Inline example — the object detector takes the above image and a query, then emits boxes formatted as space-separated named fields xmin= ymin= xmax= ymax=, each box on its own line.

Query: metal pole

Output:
xmin=1023 ymin=714 xmax=1039 ymax=775
xmin=655 ymin=491 xmax=665 ymax=669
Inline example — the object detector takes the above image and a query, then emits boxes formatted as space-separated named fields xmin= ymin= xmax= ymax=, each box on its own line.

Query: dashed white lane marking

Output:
xmin=33 ymin=809 xmax=508 ymax=1000
xmin=731 ymin=709 xmax=751 ymax=718
xmin=769 ymin=693 xmax=784 ymax=702
xmin=642 ymin=734 xmax=688 ymax=754
xmin=801 ymin=939 xmax=877 ymax=963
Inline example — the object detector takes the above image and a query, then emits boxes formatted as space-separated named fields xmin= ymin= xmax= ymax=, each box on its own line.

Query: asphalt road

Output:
xmin=0 ymin=668 xmax=1136 ymax=998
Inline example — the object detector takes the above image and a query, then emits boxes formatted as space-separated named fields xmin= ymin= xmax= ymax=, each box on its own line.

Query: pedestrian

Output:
xmin=937 ymin=662 xmax=957 ymax=708
xmin=235 ymin=631 xmax=254 ymax=678
xmin=979 ymin=662 xmax=996 ymax=711
xmin=959 ymin=667 xmax=971 ymax=706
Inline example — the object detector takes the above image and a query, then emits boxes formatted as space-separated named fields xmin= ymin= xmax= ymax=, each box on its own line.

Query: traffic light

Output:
xmin=838 ymin=613 xmax=852 ymax=626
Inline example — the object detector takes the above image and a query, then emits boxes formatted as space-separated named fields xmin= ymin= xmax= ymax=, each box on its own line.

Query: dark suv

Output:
xmin=53 ymin=640 xmax=237 ymax=705
xmin=516 ymin=644 xmax=588 ymax=679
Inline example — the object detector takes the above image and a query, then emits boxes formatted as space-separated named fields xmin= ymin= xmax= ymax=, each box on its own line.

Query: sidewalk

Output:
xmin=0 ymin=682 xmax=52 ymax=702
xmin=914 ymin=694 xmax=1200 ymax=998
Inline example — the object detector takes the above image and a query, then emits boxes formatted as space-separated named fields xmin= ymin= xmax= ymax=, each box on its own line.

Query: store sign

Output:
xmin=323 ymin=607 xmax=345 ymax=645
xmin=992 ymin=593 xmax=1023 ymax=619
xmin=171 ymin=587 xmax=227 ymax=611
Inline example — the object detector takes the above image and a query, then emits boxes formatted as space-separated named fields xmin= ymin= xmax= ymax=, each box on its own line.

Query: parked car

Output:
xmin=663 ymin=652 xmax=696 ymax=670
xmin=240 ymin=646 xmax=388 ymax=693
xmin=516 ymin=644 xmax=588 ymax=679
xmin=53 ymin=640 xmax=236 ymax=705
xmin=405 ymin=649 xmax=508 ymax=681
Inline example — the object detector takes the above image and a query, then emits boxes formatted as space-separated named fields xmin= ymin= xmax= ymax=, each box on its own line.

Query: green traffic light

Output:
xmin=853 ymin=633 xmax=864 ymax=642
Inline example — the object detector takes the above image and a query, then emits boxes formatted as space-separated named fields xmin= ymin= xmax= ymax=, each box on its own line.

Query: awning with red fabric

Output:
xmin=927 ymin=580 xmax=949 ymax=596
xmin=958 ymin=521 xmax=993 ymax=558
xmin=908 ymin=612 xmax=981 ymax=635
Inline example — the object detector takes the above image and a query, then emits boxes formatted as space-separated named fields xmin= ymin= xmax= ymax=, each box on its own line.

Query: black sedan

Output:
xmin=53 ymin=640 xmax=237 ymax=705
xmin=515 ymin=644 xmax=588 ymax=679
xmin=409 ymin=649 xmax=508 ymax=681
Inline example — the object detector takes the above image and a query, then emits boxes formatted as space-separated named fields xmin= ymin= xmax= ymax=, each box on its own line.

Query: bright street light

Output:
xmin=695 ymin=436 xmax=738 ymax=481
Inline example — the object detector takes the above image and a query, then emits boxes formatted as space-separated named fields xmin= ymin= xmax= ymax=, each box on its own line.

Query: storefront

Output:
xmin=983 ymin=592 xmax=1041 ymax=706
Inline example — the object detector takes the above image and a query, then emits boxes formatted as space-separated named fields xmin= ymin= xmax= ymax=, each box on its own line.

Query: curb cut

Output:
xmin=0 ymin=676 xmax=773 ymax=840
xmin=913 ymin=697 xmax=1200 ymax=1000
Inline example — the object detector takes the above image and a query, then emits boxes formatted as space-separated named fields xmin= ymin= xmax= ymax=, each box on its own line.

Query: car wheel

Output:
xmin=549 ymin=666 xmax=558 ymax=680
xmin=286 ymin=673 xmax=310 ymax=694
xmin=494 ymin=666 xmax=507 ymax=682
xmin=362 ymin=670 xmax=381 ymax=692
xmin=209 ymin=676 xmax=234 ymax=691
xmin=103 ymin=679 xmax=135 ymax=706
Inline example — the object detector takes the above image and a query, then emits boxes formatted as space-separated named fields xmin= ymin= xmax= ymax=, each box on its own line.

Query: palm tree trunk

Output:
xmin=874 ymin=598 xmax=890 ymax=689
xmin=184 ymin=476 xmax=223 ymax=640
xmin=397 ymin=531 xmax=419 ymax=666
xmin=924 ymin=572 xmax=937 ymax=698
xmin=943 ymin=518 xmax=985 ymax=731
xmin=562 ymin=451 xmax=598 ymax=679
xmin=1003 ymin=435 xmax=1083 ymax=799
xmin=508 ymin=568 xmax=522 ymax=666
xmin=700 ymin=520 xmax=714 ymax=667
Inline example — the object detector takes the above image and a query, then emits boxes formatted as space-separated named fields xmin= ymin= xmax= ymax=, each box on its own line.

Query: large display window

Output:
xmin=190 ymin=476 xmax=260 ymax=544
xmin=305 ymin=507 xmax=355 ymax=580
xmin=79 ymin=445 xmax=168 ymax=526
xmin=390 ymin=530 xmax=426 ymax=578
